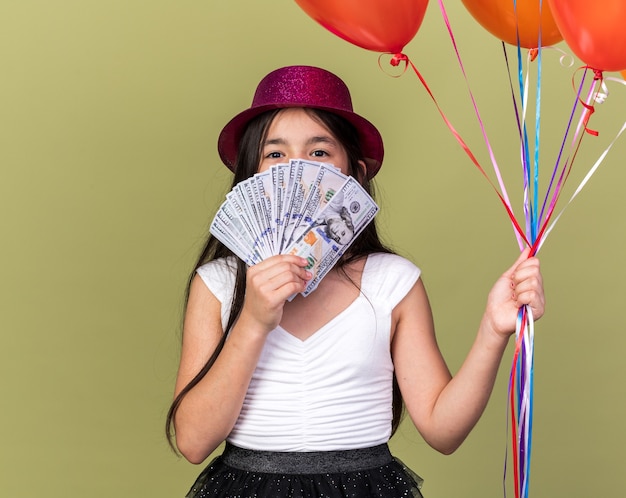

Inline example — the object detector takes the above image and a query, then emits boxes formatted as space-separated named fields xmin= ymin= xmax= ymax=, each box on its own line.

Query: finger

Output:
xmin=515 ymin=293 xmax=545 ymax=319
xmin=250 ymin=255 xmax=308 ymax=280
xmin=267 ymin=265 xmax=310 ymax=290
xmin=252 ymin=254 xmax=307 ymax=271
xmin=514 ymin=273 xmax=542 ymax=293
xmin=512 ymin=277 xmax=545 ymax=316
xmin=504 ymin=247 xmax=532 ymax=277
xmin=275 ymin=254 xmax=310 ymax=267
xmin=511 ymin=259 xmax=542 ymax=288
xmin=248 ymin=259 xmax=310 ymax=297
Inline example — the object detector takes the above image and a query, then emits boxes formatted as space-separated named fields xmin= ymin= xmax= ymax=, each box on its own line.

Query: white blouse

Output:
xmin=196 ymin=252 xmax=421 ymax=451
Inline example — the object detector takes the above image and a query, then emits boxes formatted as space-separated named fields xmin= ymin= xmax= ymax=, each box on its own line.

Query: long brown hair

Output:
xmin=165 ymin=108 xmax=403 ymax=452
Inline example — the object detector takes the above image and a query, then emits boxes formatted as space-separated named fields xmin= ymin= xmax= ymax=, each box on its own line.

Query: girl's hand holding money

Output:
xmin=240 ymin=255 xmax=312 ymax=333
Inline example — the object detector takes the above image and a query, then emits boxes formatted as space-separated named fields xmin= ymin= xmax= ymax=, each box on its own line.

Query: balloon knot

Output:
xmin=529 ymin=48 xmax=538 ymax=62
xmin=390 ymin=53 xmax=408 ymax=67
xmin=377 ymin=53 xmax=410 ymax=78
xmin=592 ymin=68 xmax=604 ymax=81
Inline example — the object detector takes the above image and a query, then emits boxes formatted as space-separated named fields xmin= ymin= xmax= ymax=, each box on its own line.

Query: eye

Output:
xmin=264 ymin=151 xmax=283 ymax=159
xmin=311 ymin=149 xmax=329 ymax=158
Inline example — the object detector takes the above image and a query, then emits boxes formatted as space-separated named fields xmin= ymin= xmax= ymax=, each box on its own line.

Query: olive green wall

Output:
xmin=2 ymin=1 xmax=624 ymax=497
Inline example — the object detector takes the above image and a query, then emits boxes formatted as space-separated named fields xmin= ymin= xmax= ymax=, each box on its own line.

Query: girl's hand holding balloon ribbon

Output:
xmin=483 ymin=248 xmax=545 ymax=341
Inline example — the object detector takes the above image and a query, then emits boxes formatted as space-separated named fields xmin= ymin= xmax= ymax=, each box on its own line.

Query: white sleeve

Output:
xmin=363 ymin=253 xmax=421 ymax=309
xmin=195 ymin=257 xmax=237 ymax=330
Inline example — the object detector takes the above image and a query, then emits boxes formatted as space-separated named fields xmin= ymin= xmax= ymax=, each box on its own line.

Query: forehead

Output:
xmin=267 ymin=108 xmax=331 ymax=133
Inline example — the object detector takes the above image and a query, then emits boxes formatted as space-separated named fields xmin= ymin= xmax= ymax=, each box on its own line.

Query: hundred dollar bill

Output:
xmin=232 ymin=180 xmax=272 ymax=259
xmin=212 ymin=166 xmax=284 ymax=263
xmin=285 ymin=160 xmax=346 ymax=248
xmin=225 ymin=188 xmax=269 ymax=259
xmin=271 ymin=163 xmax=289 ymax=249
xmin=210 ymin=199 xmax=262 ymax=265
xmin=280 ymin=160 xmax=324 ymax=252
xmin=285 ymin=175 xmax=379 ymax=296
xmin=251 ymin=169 xmax=275 ymax=255
xmin=209 ymin=160 xmax=378 ymax=298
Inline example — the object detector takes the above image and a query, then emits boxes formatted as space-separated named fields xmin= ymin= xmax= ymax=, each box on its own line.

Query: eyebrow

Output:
xmin=307 ymin=136 xmax=337 ymax=146
xmin=263 ymin=135 xmax=338 ymax=147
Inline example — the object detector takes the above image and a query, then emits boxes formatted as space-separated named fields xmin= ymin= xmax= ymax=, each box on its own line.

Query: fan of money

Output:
xmin=210 ymin=159 xmax=379 ymax=296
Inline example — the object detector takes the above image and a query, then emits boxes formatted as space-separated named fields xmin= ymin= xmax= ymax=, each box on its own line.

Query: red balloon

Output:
xmin=294 ymin=0 xmax=429 ymax=54
xmin=461 ymin=0 xmax=562 ymax=48
xmin=548 ymin=0 xmax=626 ymax=71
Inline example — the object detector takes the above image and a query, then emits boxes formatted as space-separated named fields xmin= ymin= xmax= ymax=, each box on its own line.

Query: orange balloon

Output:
xmin=461 ymin=0 xmax=562 ymax=48
xmin=294 ymin=0 xmax=429 ymax=54
xmin=622 ymin=70 xmax=626 ymax=80
xmin=548 ymin=0 xmax=626 ymax=71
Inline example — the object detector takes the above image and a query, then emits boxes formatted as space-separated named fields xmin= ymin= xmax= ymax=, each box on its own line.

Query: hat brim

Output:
xmin=217 ymin=103 xmax=384 ymax=179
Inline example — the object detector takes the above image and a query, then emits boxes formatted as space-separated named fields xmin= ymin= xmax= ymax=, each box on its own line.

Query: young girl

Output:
xmin=166 ymin=65 xmax=545 ymax=498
